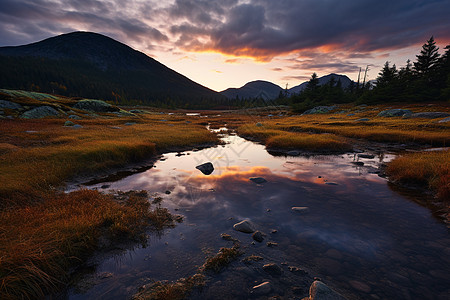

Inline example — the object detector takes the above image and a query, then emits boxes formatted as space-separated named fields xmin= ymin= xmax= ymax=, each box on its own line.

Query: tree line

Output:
xmin=276 ymin=36 xmax=450 ymax=111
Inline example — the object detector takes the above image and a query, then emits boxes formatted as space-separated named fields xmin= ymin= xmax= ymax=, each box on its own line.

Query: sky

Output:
xmin=1 ymin=0 xmax=450 ymax=92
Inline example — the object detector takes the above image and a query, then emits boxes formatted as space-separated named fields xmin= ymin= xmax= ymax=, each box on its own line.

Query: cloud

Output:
xmin=1 ymin=0 xmax=449 ymax=64
xmin=271 ymin=67 xmax=283 ymax=72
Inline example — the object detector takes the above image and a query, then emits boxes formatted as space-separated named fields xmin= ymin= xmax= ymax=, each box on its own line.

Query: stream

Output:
xmin=68 ymin=130 xmax=450 ymax=300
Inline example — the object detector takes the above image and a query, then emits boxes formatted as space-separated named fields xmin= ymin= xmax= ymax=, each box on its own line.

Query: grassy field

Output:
xmin=1 ymin=91 xmax=449 ymax=298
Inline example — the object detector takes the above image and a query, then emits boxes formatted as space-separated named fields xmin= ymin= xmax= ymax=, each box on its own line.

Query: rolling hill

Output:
xmin=0 ymin=31 xmax=224 ymax=107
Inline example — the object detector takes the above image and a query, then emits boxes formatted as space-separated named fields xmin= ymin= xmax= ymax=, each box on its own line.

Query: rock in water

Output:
xmin=309 ymin=281 xmax=348 ymax=300
xmin=292 ymin=207 xmax=309 ymax=213
xmin=252 ymin=231 xmax=265 ymax=242
xmin=252 ymin=282 xmax=272 ymax=295
xmin=233 ymin=220 xmax=255 ymax=233
xmin=262 ymin=263 xmax=283 ymax=276
xmin=250 ymin=177 xmax=267 ymax=184
xmin=196 ymin=162 xmax=214 ymax=175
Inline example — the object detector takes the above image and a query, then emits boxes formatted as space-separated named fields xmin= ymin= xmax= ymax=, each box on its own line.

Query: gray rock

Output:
xmin=0 ymin=100 xmax=23 ymax=110
xmin=233 ymin=220 xmax=255 ymax=233
xmin=410 ymin=112 xmax=450 ymax=119
xmin=377 ymin=109 xmax=412 ymax=117
xmin=249 ymin=177 xmax=267 ymax=184
xmin=263 ymin=263 xmax=283 ymax=276
xmin=72 ymin=124 xmax=83 ymax=129
xmin=346 ymin=113 xmax=355 ymax=116
xmin=252 ymin=281 xmax=272 ymax=295
xmin=355 ymin=118 xmax=370 ymax=122
xmin=252 ymin=231 xmax=265 ymax=242
xmin=303 ymin=106 xmax=337 ymax=115
xmin=124 ymin=122 xmax=136 ymax=126
xmin=308 ymin=281 xmax=347 ymax=300
xmin=256 ymin=122 xmax=263 ymax=127
xmin=73 ymin=99 xmax=119 ymax=113
xmin=64 ymin=120 xmax=75 ymax=126
xmin=68 ymin=114 xmax=82 ymax=120
xmin=196 ymin=162 xmax=214 ymax=175
xmin=21 ymin=106 xmax=59 ymax=119
xmin=292 ymin=206 xmax=309 ymax=213
xmin=438 ymin=116 xmax=450 ymax=123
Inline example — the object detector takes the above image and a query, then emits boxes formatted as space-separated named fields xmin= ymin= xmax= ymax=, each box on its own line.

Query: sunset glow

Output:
xmin=1 ymin=0 xmax=449 ymax=91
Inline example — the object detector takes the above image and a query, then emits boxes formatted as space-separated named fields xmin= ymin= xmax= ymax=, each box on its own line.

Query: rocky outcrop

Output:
xmin=303 ymin=106 xmax=337 ymax=115
xmin=0 ymin=100 xmax=23 ymax=110
xmin=73 ymin=99 xmax=119 ymax=112
xmin=377 ymin=109 xmax=412 ymax=117
xmin=410 ymin=112 xmax=450 ymax=119
xmin=21 ymin=106 xmax=59 ymax=118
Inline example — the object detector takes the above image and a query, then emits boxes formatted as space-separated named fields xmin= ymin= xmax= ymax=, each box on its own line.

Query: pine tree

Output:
xmin=414 ymin=36 xmax=440 ymax=76
xmin=305 ymin=73 xmax=319 ymax=91
xmin=376 ymin=61 xmax=398 ymax=87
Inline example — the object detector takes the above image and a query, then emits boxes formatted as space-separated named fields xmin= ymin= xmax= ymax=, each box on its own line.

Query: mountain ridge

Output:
xmin=0 ymin=31 xmax=224 ymax=106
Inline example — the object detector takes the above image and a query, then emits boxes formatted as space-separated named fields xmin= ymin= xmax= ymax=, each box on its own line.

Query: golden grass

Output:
xmin=201 ymin=244 xmax=243 ymax=273
xmin=237 ymin=124 xmax=352 ymax=152
xmin=386 ymin=150 xmax=450 ymax=201
xmin=0 ymin=116 xmax=217 ymax=202
xmin=0 ymin=190 xmax=177 ymax=299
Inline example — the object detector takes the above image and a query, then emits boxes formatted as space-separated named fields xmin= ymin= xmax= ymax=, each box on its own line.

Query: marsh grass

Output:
xmin=0 ymin=116 xmax=217 ymax=202
xmin=0 ymin=190 xmax=177 ymax=299
xmin=386 ymin=150 xmax=450 ymax=201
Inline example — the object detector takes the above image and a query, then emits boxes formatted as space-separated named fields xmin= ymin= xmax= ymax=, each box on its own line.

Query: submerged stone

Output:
xmin=252 ymin=281 xmax=272 ymax=295
xmin=233 ymin=220 xmax=255 ymax=233
xmin=262 ymin=263 xmax=283 ymax=276
xmin=252 ymin=231 xmax=265 ymax=242
xmin=196 ymin=162 xmax=214 ymax=175
xmin=309 ymin=280 xmax=348 ymax=300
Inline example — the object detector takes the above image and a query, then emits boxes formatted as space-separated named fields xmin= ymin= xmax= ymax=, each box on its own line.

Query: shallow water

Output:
xmin=69 ymin=132 xmax=450 ymax=300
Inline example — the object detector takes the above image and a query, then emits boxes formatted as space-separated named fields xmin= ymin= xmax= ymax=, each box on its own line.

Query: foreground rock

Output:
xmin=196 ymin=162 xmax=214 ymax=175
xmin=377 ymin=109 xmax=412 ymax=117
xmin=21 ymin=106 xmax=60 ymax=119
xmin=73 ymin=99 xmax=120 ymax=112
xmin=307 ymin=281 xmax=348 ymax=300
xmin=233 ymin=220 xmax=255 ymax=233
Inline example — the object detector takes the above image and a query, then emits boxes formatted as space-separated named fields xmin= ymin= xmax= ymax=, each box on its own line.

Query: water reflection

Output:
xmin=70 ymin=135 xmax=450 ymax=300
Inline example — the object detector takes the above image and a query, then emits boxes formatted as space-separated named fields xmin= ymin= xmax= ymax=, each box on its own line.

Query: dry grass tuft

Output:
xmin=201 ymin=244 xmax=243 ymax=273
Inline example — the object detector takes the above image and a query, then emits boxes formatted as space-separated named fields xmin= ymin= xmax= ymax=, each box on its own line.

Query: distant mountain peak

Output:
xmin=221 ymin=80 xmax=283 ymax=100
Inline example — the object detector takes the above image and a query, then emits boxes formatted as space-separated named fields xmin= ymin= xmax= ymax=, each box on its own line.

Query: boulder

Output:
xmin=303 ymin=105 xmax=337 ymax=115
xmin=233 ymin=220 xmax=255 ymax=233
xmin=252 ymin=231 xmax=265 ymax=242
xmin=252 ymin=282 xmax=272 ymax=295
xmin=73 ymin=99 xmax=119 ymax=113
xmin=292 ymin=207 xmax=309 ymax=213
xmin=21 ymin=106 xmax=59 ymax=119
xmin=377 ymin=109 xmax=412 ymax=117
xmin=64 ymin=120 xmax=75 ymax=126
xmin=249 ymin=177 xmax=267 ymax=184
xmin=308 ymin=281 xmax=347 ymax=300
xmin=262 ymin=263 xmax=283 ymax=276
xmin=196 ymin=162 xmax=214 ymax=175
xmin=410 ymin=112 xmax=450 ymax=119
xmin=0 ymin=100 xmax=23 ymax=110
xmin=68 ymin=114 xmax=82 ymax=120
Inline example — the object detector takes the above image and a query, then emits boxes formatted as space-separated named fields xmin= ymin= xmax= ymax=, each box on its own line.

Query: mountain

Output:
xmin=221 ymin=80 xmax=283 ymax=101
xmin=288 ymin=73 xmax=353 ymax=94
xmin=0 ymin=32 xmax=224 ymax=107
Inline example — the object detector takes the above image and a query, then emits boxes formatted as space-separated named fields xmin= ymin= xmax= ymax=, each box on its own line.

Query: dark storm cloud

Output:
xmin=171 ymin=0 xmax=450 ymax=59
xmin=0 ymin=0 xmax=167 ymax=46
xmin=1 ymin=0 xmax=449 ymax=60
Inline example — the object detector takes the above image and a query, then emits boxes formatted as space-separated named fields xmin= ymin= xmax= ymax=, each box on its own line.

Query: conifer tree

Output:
xmin=414 ymin=36 xmax=440 ymax=76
